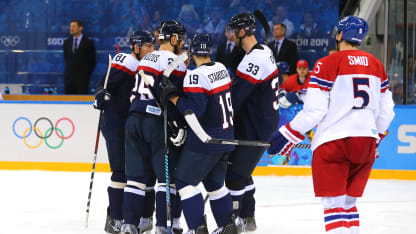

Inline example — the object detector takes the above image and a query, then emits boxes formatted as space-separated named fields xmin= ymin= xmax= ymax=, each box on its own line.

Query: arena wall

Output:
xmin=1 ymin=99 xmax=415 ymax=180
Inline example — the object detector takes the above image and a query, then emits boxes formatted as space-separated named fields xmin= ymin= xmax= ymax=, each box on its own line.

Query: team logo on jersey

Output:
xmin=12 ymin=117 xmax=75 ymax=149
xmin=1 ymin=36 xmax=20 ymax=47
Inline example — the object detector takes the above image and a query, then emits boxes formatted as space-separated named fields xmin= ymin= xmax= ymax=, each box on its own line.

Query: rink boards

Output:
xmin=0 ymin=101 xmax=415 ymax=180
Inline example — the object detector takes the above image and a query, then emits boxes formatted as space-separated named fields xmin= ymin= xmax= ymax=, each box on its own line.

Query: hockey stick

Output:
xmin=162 ymin=52 xmax=188 ymax=234
xmin=140 ymin=52 xmax=188 ymax=234
xmin=254 ymin=9 xmax=270 ymax=43
xmin=85 ymin=54 xmax=112 ymax=228
xmin=183 ymin=109 xmax=310 ymax=149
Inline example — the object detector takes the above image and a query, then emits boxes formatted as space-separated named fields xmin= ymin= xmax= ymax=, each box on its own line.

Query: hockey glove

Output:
xmin=159 ymin=79 xmax=178 ymax=105
xmin=278 ymin=91 xmax=302 ymax=108
xmin=169 ymin=121 xmax=187 ymax=146
xmin=93 ymin=89 xmax=111 ymax=110
xmin=375 ymin=130 xmax=389 ymax=158
xmin=267 ymin=123 xmax=305 ymax=156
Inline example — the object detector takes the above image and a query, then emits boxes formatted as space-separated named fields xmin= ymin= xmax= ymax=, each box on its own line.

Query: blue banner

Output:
xmin=259 ymin=105 xmax=416 ymax=171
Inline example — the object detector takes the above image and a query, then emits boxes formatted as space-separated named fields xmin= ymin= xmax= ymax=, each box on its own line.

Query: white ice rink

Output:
xmin=1 ymin=170 xmax=415 ymax=234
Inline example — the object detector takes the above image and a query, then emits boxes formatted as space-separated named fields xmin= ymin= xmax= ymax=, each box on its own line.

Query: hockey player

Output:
xmin=120 ymin=20 xmax=187 ymax=234
xmin=166 ymin=33 xmax=237 ymax=234
xmin=224 ymin=12 xmax=279 ymax=232
xmin=278 ymin=59 xmax=311 ymax=108
xmin=93 ymin=30 xmax=155 ymax=234
xmin=268 ymin=16 xmax=395 ymax=234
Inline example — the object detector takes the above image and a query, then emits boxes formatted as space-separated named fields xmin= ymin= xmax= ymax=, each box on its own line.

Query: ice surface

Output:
xmin=1 ymin=170 xmax=415 ymax=234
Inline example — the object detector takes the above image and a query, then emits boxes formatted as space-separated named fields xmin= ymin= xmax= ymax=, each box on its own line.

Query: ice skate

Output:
xmin=120 ymin=224 xmax=139 ymax=234
xmin=211 ymin=221 xmax=238 ymax=234
xmin=184 ymin=223 xmax=209 ymax=234
xmin=104 ymin=213 xmax=122 ymax=233
xmin=137 ymin=217 xmax=153 ymax=233
xmin=236 ymin=217 xmax=256 ymax=233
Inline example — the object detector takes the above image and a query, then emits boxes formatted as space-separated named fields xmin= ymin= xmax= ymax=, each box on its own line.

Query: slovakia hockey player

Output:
xmin=167 ymin=33 xmax=237 ymax=234
xmin=120 ymin=20 xmax=187 ymax=234
xmin=93 ymin=30 xmax=155 ymax=234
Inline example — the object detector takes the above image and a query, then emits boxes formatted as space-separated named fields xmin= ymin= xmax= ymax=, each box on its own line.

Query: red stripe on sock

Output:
xmin=325 ymin=220 xmax=360 ymax=232
xmin=324 ymin=206 xmax=357 ymax=214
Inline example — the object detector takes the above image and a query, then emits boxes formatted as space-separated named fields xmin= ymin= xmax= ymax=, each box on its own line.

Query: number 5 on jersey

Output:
xmin=219 ymin=92 xmax=233 ymax=129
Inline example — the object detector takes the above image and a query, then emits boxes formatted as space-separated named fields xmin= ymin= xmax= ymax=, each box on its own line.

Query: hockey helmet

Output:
xmin=129 ymin=30 xmax=155 ymax=48
xmin=277 ymin=61 xmax=289 ymax=74
xmin=228 ymin=12 xmax=256 ymax=35
xmin=190 ymin=34 xmax=213 ymax=56
xmin=335 ymin=15 xmax=368 ymax=44
xmin=158 ymin=20 xmax=187 ymax=41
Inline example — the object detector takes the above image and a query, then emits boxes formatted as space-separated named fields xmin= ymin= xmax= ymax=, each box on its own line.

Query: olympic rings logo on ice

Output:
xmin=1 ymin=36 xmax=20 ymax=47
xmin=115 ymin=36 xmax=129 ymax=48
xmin=12 ymin=117 xmax=75 ymax=149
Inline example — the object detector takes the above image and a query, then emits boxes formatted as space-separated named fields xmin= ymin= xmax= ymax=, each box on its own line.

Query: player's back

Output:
xmin=232 ymin=44 xmax=279 ymax=141
xmin=129 ymin=50 xmax=186 ymax=116
xmin=98 ymin=52 xmax=138 ymax=119
xmin=306 ymin=49 xmax=392 ymax=149
xmin=178 ymin=62 xmax=235 ymax=153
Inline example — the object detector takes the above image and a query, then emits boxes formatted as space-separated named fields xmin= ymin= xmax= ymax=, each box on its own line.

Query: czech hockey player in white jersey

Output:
xmin=268 ymin=16 xmax=395 ymax=234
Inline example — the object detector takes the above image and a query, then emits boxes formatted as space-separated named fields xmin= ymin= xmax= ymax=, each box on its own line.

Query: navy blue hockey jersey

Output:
xmin=97 ymin=52 xmax=139 ymax=120
xmin=232 ymin=44 xmax=279 ymax=141
xmin=129 ymin=50 xmax=186 ymax=117
xmin=176 ymin=62 xmax=235 ymax=153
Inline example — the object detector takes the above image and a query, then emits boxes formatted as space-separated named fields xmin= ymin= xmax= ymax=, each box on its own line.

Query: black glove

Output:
xmin=93 ymin=89 xmax=111 ymax=110
xmin=159 ymin=79 xmax=178 ymax=105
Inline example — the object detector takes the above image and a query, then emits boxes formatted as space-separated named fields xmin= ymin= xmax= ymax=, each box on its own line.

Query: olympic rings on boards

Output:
xmin=12 ymin=117 xmax=75 ymax=149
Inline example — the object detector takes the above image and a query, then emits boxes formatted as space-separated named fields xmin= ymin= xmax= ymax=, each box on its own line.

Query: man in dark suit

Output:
xmin=267 ymin=23 xmax=298 ymax=75
xmin=215 ymin=27 xmax=245 ymax=78
xmin=63 ymin=19 xmax=96 ymax=94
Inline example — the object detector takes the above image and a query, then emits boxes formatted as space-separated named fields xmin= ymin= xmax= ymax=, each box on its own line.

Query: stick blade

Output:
xmin=254 ymin=9 xmax=270 ymax=43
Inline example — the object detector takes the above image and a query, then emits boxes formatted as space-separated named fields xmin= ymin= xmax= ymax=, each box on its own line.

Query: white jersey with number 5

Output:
xmin=290 ymin=50 xmax=395 ymax=150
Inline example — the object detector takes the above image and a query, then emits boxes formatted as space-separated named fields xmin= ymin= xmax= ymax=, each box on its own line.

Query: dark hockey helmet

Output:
xmin=228 ymin=12 xmax=256 ymax=35
xmin=158 ymin=20 xmax=187 ymax=41
xmin=190 ymin=33 xmax=213 ymax=56
xmin=129 ymin=30 xmax=155 ymax=48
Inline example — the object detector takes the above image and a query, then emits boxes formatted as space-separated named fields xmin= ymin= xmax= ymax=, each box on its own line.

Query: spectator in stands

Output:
xmin=178 ymin=4 xmax=203 ymax=37
xmin=215 ymin=26 xmax=245 ymax=78
xmin=63 ymin=19 xmax=96 ymax=94
xmin=268 ymin=23 xmax=298 ymax=75
xmin=298 ymin=12 xmax=321 ymax=38
xmin=280 ymin=59 xmax=311 ymax=94
xmin=270 ymin=5 xmax=294 ymax=38
xmin=204 ymin=7 xmax=227 ymax=45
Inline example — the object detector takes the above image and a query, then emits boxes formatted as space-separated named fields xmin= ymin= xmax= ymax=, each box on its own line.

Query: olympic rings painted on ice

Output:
xmin=12 ymin=117 xmax=75 ymax=149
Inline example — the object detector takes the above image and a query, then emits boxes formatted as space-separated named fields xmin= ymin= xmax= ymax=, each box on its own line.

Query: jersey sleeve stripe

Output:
xmin=381 ymin=80 xmax=389 ymax=93
xmin=309 ymin=76 xmax=333 ymax=91
xmin=264 ymin=69 xmax=279 ymax=82
xmin=137 ymin=65 xmax=162 ymax=76
xmin=184 ymin=87 xmax=207 ymax=93
xmin=236 ymin=70 xmax=259 ymax=84
xmin=112 ymin=63 xmax=136 ymax=76
xmin=207 ymin=82 xmax=232 ymax=95
xmin=170 ymin=69 xmax=186 ymax=77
